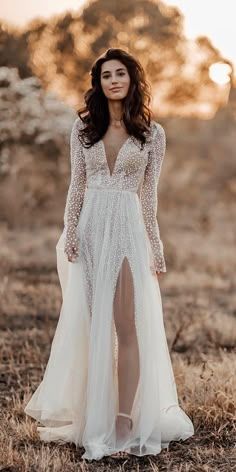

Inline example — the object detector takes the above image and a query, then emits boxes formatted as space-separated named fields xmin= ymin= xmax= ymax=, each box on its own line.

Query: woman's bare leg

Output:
xmin=113 ymin=257 xmax=140 ymax=440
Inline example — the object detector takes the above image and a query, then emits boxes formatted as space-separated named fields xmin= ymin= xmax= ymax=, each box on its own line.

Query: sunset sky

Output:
xmin=1 ymin=0 xmax=236 ymax=67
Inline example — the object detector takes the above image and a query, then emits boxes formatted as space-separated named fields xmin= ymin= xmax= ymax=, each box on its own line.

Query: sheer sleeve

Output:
xmin=140 ymin=122 xmax=166 ymax=274
xmin=63 ymin=117 xmax=87 ymax=260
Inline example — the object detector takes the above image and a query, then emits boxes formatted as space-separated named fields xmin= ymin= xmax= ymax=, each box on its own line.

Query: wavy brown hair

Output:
xmin=77 ymin=48 xmax=153 ymax=149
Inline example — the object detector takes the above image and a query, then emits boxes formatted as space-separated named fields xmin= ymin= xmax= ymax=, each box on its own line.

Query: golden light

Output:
xmin=209 ymin=62 xmax=232 ymax=85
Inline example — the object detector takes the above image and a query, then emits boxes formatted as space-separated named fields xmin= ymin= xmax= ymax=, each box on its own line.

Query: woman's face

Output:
xmin=100 ymin=59 xmax=131 ymax=101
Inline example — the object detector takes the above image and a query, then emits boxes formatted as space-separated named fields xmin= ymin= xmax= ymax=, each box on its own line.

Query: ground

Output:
xmin=0 ymin=224 xmax=235 ymax=472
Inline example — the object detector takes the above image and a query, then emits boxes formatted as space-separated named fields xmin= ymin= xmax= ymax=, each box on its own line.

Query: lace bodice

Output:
xmin=63 ymin=116 xmax=166 ymax=273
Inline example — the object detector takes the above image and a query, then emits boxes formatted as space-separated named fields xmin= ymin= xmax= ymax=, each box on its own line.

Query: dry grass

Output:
xmin=0 ymin=226 xmax=235 ymax=472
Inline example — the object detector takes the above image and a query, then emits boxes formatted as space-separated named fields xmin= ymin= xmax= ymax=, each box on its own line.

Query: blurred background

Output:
xmin=0 ymin=2 xmax=235 ymax=469
xmin=0 ymin=0 xmax=235 ymax=280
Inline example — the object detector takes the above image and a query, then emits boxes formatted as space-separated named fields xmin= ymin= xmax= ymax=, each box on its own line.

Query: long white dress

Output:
xmin=24 ymin=116 xmax=194 ymax=460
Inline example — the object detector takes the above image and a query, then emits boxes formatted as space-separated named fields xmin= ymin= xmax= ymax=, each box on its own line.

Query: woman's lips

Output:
xmin=111 ymin=88 xmax=122 ymax=91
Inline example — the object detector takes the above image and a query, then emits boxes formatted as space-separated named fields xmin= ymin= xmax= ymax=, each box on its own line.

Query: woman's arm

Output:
xmin=63 ymin=117 xmax=87 ymax=261
xmin=140 ymin=122 xmax=166 ymax=274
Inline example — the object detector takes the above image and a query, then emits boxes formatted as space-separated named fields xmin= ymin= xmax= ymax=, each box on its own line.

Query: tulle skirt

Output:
xmin=24 ymin=187 xmax=194 ymax=460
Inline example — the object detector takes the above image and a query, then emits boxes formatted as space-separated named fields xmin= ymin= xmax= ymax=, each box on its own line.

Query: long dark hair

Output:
xmin=77 ymin=48 xmax=153 ymax=148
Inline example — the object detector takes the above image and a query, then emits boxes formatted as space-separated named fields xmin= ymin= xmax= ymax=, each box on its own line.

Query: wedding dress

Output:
xmin=24 ymin=116 xmax=194 ymax=460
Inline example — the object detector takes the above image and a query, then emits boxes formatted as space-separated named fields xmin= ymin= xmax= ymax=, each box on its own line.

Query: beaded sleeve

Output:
xmin=63 ymin=117 xmax=87 ymax=260
xmin=140 ymin=122 xmax=166 ymax=273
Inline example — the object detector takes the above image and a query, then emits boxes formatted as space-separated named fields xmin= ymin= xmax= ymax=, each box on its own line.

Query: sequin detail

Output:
xmin=140 ymin=123 xmax=166 ymax=273
xmin=63 ymin=116 xmax=166 ymax=273
xmin=63 ymin=118 xmax=87 ymax=261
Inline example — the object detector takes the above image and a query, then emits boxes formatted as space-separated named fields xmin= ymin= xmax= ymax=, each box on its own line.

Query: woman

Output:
xmin=24 ymin=48 xmax=194 ymax=460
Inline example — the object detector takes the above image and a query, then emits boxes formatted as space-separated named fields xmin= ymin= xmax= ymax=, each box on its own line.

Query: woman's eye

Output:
xmin=103 ymin=72 xmax=125 ymax=79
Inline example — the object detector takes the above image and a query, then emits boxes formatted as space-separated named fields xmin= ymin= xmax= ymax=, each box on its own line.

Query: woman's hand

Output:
xmin=67 ymin=246 xmax=79 ymax=263
xmin=65 ymin=241 xmax=79 ymax=263
xmin=150 ymin=266 xmax=163 ymax=278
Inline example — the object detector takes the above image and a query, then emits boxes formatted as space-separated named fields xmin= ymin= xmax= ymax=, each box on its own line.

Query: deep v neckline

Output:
xmin=100 ymin=136 xmax=131 ymax=178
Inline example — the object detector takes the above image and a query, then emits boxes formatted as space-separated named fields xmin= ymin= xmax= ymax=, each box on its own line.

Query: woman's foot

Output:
xmin=116 ymin=414 xmax=132 ymax=443
xmin=111 ymin=413 xmax=133 ymax=457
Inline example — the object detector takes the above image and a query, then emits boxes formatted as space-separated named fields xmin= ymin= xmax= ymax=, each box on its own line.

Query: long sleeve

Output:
xmin=63 ymin=117 xmax=87 ymax=259
xmin=140 ymin=122 xmax=166 ymax=273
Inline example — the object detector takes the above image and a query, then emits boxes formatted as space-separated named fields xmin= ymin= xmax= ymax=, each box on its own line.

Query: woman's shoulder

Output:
xmin=72 ymin=115 xmax=86 ymax=130
xmin=144 ymin=120 xmax=165 ymax=144
xmin=150 ymin=120 xmax=165 ymax=137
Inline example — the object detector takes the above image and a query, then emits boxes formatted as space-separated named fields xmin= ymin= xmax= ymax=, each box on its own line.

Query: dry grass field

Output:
xmin=0 ymin=214 xmax=235 ymax=471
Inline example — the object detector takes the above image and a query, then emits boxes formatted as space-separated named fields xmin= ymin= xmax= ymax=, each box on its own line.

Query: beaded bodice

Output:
xmin=63 ymin=116 xmax=167 ymax=273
